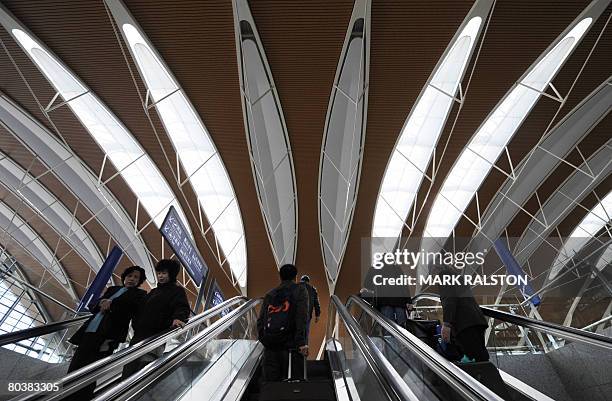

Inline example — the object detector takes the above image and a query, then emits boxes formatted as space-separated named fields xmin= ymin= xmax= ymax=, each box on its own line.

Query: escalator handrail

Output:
xmin=21 ymin=296 xmax=248 ymax=401
xmin=411 ymin=293 xmax=612 ymax=350
xmin=480 ymin=306 xmax=612 ymax=349
xmin=0 ymin=315 xmax=90 ymax=347
xmin=330 ymin=295 xmax=419 ymax=401
xmin=93 ymin=298 xmax=261 ymax=401
xmin=349 ymin=295 xmax=504 ymax=401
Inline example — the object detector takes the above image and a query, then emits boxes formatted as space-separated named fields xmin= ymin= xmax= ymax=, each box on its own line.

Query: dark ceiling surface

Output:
xmin=0 ymin=0 xmax=610 ymax=348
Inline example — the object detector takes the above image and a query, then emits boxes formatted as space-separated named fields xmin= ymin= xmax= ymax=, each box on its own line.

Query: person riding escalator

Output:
xmin=122 ymin=259 xmax=190 ymax=379
xmin=67 ymin=266 xmax=147 ymax=400
xmin=438 ymin=266 xmax=489 ymax=362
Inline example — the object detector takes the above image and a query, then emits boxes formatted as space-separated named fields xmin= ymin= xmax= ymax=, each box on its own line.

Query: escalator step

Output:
xmin=306 ymin=360 xmax=332 ymax=379
xmin=259 ymin=380 xmax=335 ymax=401
xmin=457 ymin=361 xmax=510 ymax=400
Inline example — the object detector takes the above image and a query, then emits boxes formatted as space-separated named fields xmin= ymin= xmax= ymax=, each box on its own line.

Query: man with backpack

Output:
xmin=257 ymin=264 xmax=309 ymax=381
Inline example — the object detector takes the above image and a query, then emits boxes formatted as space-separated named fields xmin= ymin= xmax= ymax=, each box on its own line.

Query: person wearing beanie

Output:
xmin=122 ymin=259 xmax=190 ymax=379
xmin=67 ymin=265 xmax=147 ymax=399
xmin=299 ymin=274 xmax=321 ymax=340
xmin=131 ymin=259 xmax=190 ymax=343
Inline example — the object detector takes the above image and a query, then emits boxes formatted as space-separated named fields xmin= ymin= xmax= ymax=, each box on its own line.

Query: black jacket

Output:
xmin=131 ymin=282 xmax=190 ymax=343
xmin=257 ymin=280 xmax=309 ymax=349
xmin=71 ymin=286 xmax=146 ymax=344
xmin=439 ymin=278 xmax=487 ymax=334
xmin=301 ymin=282 xmax=321 ymax=319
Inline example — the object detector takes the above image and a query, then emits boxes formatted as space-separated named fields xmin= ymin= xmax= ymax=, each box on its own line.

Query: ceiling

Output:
xmin=0 ymin=0 xmax=610 ymax=349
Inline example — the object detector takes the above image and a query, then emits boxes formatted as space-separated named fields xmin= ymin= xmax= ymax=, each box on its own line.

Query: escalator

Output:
xmin=3 ymin=296 xmax=251 ymax=401
xmin=352 ymin=293 xmax=612 ymax=401
xmin=34 ymin=294 xmax=505 ymax=401
xmin=340 ymin=296 xmax=503 ymax=401
xmin=7 ymin=291 xmax=608 ymax=401
xmin=0 ymin=314 xmax=90 ymax=395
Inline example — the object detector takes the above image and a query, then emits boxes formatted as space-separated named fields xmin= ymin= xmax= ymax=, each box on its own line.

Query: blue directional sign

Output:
xmin=77 ymin=245 xmax=123 ymax=312
xmin=493 ymin=239 xmax=541 ymax=306
xmin=205 ymin=280 xmax=230 ymax=316
xmin=160 ymin=206 xmax=208 ymax=287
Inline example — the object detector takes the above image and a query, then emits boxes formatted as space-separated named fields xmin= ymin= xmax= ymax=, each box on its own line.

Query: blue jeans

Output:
xmin=380 ymin=305 xmax=407 ymax=326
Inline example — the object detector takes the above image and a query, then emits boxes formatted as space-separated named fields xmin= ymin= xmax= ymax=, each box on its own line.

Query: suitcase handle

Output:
xmin=287 ymin=349 xmax=307 ymax=381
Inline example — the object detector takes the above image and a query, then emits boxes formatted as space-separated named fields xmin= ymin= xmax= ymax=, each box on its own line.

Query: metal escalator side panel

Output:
xmin=0 ymin=316 xmax=90 ymax=347
xmin=328 ymin=295 xmax=420 ymax=401
xmin=93 ymin=298 xmax=261 ymax=401
xmin=346 ymin=295 xmax=504 ymax=401
xmin=17 ymin=296 xmax=248 ymax=401
xmin=411 ymin=292 xmax=612 ymax=350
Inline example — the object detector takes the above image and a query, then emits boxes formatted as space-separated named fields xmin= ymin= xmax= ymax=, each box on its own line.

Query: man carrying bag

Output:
xmin=257 ymin=263 xmax=309 ymax=381
xmin=257 ymin=264 xmax=336 ymax=400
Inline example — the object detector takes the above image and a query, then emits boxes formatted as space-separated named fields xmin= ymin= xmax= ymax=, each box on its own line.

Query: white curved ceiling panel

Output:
xmin=549 ymin=190 xmax=611 ymax=280
xmin=0 ymin=151 xmax=105 ymax=273
xmin=233 ymin=0 xmax=298 ymax=269
xmin=474 ymin=77 xmax=612 ymax=248
xmin=0 ymin=6 xmax=190 ymax=237
xmin=319 ymin=0 xmax=372 ymax=286
xmin=373 ymin=0 xmax=492 ymax=256
xmin=0 ymin=94 xmax=155 ymax=283
xmin=514 ymin=141 xmax=612 ymax=268
xmin=0 ymin=201 xmax=78 ymax=301
xmin=423 ymin=1 xmax=607 ymax=240
xmin=105 ymin=0 xmax=248 ymax=290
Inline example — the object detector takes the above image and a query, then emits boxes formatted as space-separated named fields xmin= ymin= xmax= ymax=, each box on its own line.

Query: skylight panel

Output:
xmin=0 ymin=153 xmax=104 ymax=272
xmin=3 ymin=22 xmax=189 ymax=233
xmin=372 ymin=1 xmax=491 ymax=249
xmin=0 ymin=201 xmax=76 ymax=300
xmin=234 ymin=0 xmax=297 ymax=269
xmin=105 ymin=0 xmax=247 ymax=289
xmin=595 ymin=244 xmax=612 ymax=272
xmin=319 ymin=0 xmax=372 ymax=286
xmin=424 ymin=16 xmax=594 ymax=240
xmin=549 ymin=191 xmax=612 ymax=280
xmin=475 ymin=77 xmax=612 ymax=247
xmin=513 ymin=142 xmax=611 ymax=268
xmin=0 ymin=94 xmax=154 ymax=282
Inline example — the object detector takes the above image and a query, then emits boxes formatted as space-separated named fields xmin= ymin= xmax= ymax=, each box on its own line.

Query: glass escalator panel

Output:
xmin=127 ymin=302 xmax=261 ymax=401
xmin=327 ymin=314 xmax=394 ymax=401
xmin=349 ymin=302 xmax=477 ymax=401
xmin=409 ymin=293 xmax=612 ymax=401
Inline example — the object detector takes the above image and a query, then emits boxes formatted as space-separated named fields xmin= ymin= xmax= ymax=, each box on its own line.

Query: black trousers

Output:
xmin=66 ymin=333 xmax=116 ymax=400
xmin=262 ymin=348 xmax=305 ymax=382
xmin=121 ymin=344 xmax=165 ymax=379
xmin=456 ymin=326 xmax=489 ymax=362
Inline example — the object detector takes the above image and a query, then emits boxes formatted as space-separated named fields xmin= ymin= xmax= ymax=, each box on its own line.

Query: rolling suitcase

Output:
xmin=457 ymin=361 xmax=510 ymax=399
xmin=259 ymin=350 xmax=335 ymax=401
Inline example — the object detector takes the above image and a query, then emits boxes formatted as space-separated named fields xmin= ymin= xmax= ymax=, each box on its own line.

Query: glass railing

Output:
xmin=93 ymin=299 xmax=262 ymax=401
xmin=482 ymin=306 xmax=612 ymax=401
xmin=124 ymin=300 xmax=261 ymax=401
xmin=10 ymin=297 xmax=250 ymax=401
xmin=0 ymin=315 xmax=88 ymax=400
xmin=327 ymin=295 xmax=420 ymax=401
xmin=346 ymin=296 xmax=503 ymax=401
xmin=409 ymin=293 xmax=612 ymax=401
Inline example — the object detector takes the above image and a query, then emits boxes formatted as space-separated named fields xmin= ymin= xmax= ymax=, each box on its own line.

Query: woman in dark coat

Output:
xmin=130 ymin=259 xmax=190 ymax=343
xmin=67 ymin=266 xmax=147 ymax=398
xmin=122 ymin=259 xmax=190 ymax=378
